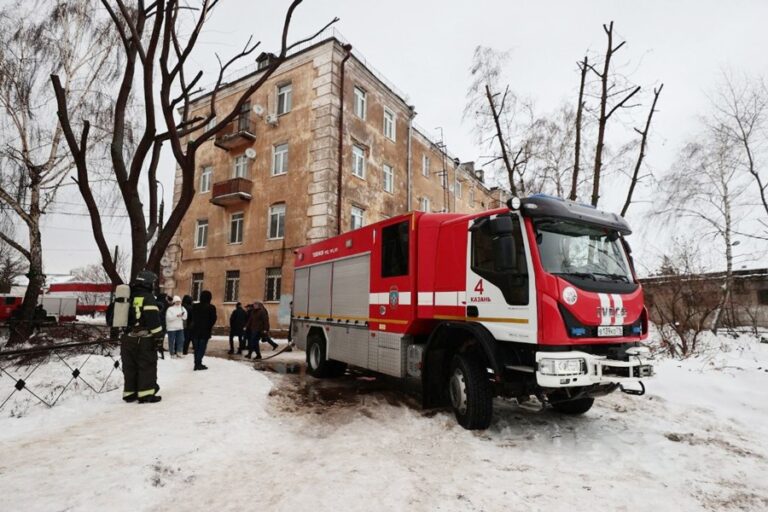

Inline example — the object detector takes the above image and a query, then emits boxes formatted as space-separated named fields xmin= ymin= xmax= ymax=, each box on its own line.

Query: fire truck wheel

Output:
xmin=449 ymin=354 xmax=493 ymax=430
xmin=306 ymin=334 xmax=346 ymax=378
xmin=551 ymin=397 xmax=594 ymax=415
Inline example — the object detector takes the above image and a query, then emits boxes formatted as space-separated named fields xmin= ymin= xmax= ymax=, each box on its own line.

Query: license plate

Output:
xmin=597 ymin=326 xmax=623 ymax=337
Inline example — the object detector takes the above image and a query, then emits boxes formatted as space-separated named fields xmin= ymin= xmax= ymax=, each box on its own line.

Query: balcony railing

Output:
xmin=210 ymin=177 xmax=253 ymax=206
xmin=214 ymin=115 xmax=256 ymax=151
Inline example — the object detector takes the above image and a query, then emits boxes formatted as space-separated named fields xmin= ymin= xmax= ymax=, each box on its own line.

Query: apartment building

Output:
xmin=162 ymin=35 xmax=508 ymax=326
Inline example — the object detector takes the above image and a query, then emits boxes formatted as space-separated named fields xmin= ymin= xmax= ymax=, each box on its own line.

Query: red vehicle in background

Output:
xmin=47 ymin=281 xmax=113 ymax=316
xmin=291 ymin=195 xmax=653 ymax=429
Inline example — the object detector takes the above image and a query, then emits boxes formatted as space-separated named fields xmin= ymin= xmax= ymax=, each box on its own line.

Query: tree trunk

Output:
xmin=485 ymin=84 xmax=518 ymax=196
xmin=570 ymin=56 xmax=587 ymax=201
xmin=7 ymin=178 xmax=44 ymax=346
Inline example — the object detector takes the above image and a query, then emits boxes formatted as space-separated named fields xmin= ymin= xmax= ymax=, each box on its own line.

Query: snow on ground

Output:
xmin=1 ymin=335 xmax=768 ymax=511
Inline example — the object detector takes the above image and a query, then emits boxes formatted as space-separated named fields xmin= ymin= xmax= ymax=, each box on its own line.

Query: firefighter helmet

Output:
xmin=133 ymin=270 xmax=158 ymax=290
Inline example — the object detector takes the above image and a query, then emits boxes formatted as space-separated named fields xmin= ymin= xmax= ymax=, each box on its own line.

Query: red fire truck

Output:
xmin=291 ymin=195 xmax=653 ymax=429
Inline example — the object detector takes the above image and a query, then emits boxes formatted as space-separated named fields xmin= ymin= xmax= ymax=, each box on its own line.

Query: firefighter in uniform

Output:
xmin=121 ymin=270 xmax=164 ymax=404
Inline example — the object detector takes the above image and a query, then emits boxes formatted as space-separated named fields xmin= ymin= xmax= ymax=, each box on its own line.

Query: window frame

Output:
xmin=382 ymin=163 xmax=394 ymax=194
xmin=352 ymin=145 xmax=366 ymax=179
xmin=383 ymin=107 xmax=396 ymax=141
xmin=350 ymin=206 xmax=365 ymax=231
xmin=229 ymin=212 xmax=244 ymax=245
xmin=420 ymin=197 xmax=430 ymax=213
xmin=224 ymin=270 xmax=240 ymax=303
xmin=233 ymin=154 xmax=249 ymax=178
xmin=353 ymin=86 xmax=367 ymax=119
xmin=268 ymin=203 xmax=286 ymax=240
xmin=456 ymin=180 xmax=462 ymax=199
xmin=264 ymin=267 xmax=282 ymax=303
xmin=195 ymin=219 xmax=208 ymax=249
xmin=199 ymin=165 xmax=212 ymax=193
xmin=422 ymin=154 xmax=430 ymax=177
xmin=272 ymin=143 xmax=289 ymax=176
xmin=276 ymin=83 xmax=292 ymax=115
xmin=191 ymin=273 xmax=204 ymax=302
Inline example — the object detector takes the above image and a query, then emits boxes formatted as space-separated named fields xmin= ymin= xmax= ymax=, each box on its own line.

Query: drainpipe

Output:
xmin=336 ymin=43 xmax=353 ymax=235
xmin=407 ymin=107 xmax=415 ymax=210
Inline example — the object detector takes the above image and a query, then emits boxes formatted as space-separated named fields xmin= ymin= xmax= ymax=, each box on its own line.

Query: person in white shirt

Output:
xmin=165 ymin=295 xmax=188 ymax=358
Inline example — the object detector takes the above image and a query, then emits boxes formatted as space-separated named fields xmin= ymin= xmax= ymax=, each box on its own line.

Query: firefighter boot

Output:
xmin=138 ymin=395 xmax=162 ymax=404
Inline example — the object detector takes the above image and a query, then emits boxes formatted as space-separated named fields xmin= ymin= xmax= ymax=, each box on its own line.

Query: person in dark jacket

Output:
xmin=243 ymin=303 xmax=254 ymax=351
xmin=246 ymin=302 xmax=277 ymax=359
xmin=190 ymin=290 xmax=216 ymax=370
xmin=228 ymin=302 xmax=247 ymax=355
xmin=181 ymin=295 xmax=194 ymax=355
xmin=122 ymin=270 xmax=164 ymax=404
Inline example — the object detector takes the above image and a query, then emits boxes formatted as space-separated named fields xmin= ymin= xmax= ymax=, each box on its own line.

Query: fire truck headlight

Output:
xmin=538 ymin=358 xmax=586 ymax=376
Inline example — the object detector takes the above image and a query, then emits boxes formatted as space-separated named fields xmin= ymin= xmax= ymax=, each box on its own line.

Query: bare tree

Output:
xmin=52 ymin=0 xmax=337 ymax=286
xmin=710 ymin=74 xmax=768 ymax=237
xmin=0 ymin=219 xmax=26 ymax=294
xmin=464 ymin=46 xmax=534 ymax=196
xmin=0 ymin=0 xmax=118 ymax=345
xmin=587 ymin=21 xmax=642 ymax=207
xmin=570 ymin=56 xmax=588 ymax=201
xmin=647 ymin=241 xmax=720 ymax=357
xmin=621 ymin=84 xmax=663 ymax=216
xmin=657 ymin=129 xmax=747 ymax=333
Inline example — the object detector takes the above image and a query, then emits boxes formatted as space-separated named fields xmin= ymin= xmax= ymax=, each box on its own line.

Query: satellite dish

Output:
xmin=160 ymin=256 xmax=170 ymax=267
xmin=162 ymin=267 xmax=174 ymax=278
xmin=245 ymin=148 xmax=257 ymax=159
xmin=252 ymin=104 xmax=265 ymax=116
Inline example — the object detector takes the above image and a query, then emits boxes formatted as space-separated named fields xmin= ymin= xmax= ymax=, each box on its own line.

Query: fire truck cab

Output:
xmin=292 ymin=195 xmax=652 ymax=429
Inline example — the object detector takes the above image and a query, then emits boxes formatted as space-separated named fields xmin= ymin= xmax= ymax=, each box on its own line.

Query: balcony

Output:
xmin=210 ymin=177 xmax=253 ymax=206
xmin=214 ymin=115 xmax=256 ymax=151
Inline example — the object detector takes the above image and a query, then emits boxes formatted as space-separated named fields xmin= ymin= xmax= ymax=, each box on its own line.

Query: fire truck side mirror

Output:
xmin=493 ymin=234 xmax=517 ymax=271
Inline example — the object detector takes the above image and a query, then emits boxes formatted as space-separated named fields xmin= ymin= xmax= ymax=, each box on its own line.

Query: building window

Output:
xmin=224 ymin=270 xmax=240 ymax=303
xmin=195 ymin=219 xmax=208 ymax=248
xmin=354 ymin=86 xmax=366 ymax=119
xmin=422 ymin=155 xmax=430 ymax=177
xmin=420 ymin=197 xmax=430 ymax=212
xmin=234 ymin=154 xmax=249 ymax=178
xmin=264 ymin=267 xmax=282 ymax=302
xmin=229 ymin=212 xmax=244 ymax=244
xmin=191 ymin=273 xmax=204 ymax=302
xmin=383 ymin=163 xmax=394 ymax=193
xmin=272 ymin=143 xmax=288 ymax=176
xmin=206 ymin=116 xmax=216 ymax=132
xmin=456 ymin=180 xmax=462 ymax=199
xmin=351 ymin=206 xmax=365 ymax=230
xmin=200 ymin=166 xmax=212 ymax=193
xmin=277 ymin=83 xmax=292 ymax=115
xmin=383 ymin=107 xmax=396 ymax=141
xmin=238 ymin=101 xmax=250 ymax=132
xmin=268 ymin=203 xmax=286 ymax=239
xmin=352 ymin=145 xmax=366 ymax=179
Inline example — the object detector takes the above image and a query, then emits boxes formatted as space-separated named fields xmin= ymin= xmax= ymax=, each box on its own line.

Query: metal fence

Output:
xmin=0 ymin=325 xmax=119 ymax=413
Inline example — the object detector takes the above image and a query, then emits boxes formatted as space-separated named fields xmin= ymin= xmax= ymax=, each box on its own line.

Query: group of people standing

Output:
xmin=157 ymin=291 xmax=217 ymax=371
xmin=227 ymin=301 xmax=280 ymax=360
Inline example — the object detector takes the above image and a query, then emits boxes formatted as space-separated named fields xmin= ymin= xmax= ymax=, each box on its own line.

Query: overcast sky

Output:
xmin=37 ymin=0 xmax=768 ymax=277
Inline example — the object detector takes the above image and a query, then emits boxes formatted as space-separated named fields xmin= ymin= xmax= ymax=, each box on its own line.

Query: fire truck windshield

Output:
xmin=535 ymin=219 xmax=633 ymax=283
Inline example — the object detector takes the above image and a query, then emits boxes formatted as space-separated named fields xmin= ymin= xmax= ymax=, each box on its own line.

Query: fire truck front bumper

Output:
xmin=535 ymin=349 xmax=653 ymax=389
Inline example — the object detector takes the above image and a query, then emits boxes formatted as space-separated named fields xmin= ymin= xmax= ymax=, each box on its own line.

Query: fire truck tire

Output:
xmin=449 ymin=354 xmax=493 ymax=430
xmin=306 ymin=334 xmax=346 ymax=378
xmin=551 ymin=397 xmax=594 ymax=415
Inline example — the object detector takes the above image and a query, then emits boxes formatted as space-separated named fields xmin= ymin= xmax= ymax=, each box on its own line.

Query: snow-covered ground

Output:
xmin=1 ymin=334 xmax=768 ymax=511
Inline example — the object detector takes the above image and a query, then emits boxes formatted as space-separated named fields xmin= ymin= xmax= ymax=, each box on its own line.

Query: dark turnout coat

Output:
xmin=190 ymin=290 xmax=217 ymax=340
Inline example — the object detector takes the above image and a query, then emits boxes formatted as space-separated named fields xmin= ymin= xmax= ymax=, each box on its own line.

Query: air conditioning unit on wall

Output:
xmin=265 ymin=113 xmax=279 ymax=126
